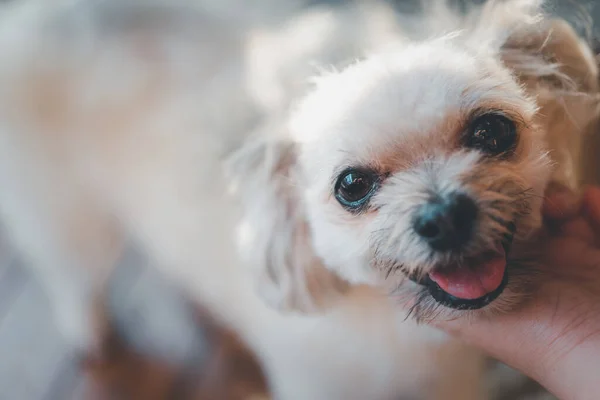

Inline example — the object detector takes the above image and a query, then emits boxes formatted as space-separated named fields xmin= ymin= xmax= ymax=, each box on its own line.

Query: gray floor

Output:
xmin=0 ymin=247 xmax=83 ymax=400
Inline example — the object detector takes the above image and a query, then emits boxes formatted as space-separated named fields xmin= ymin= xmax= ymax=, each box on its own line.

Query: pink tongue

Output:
xmin=428 ymin=254 xmax=506 ymax=300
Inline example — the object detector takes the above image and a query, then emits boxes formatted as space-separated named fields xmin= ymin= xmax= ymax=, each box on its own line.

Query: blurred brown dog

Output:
xmin=87 ymin=303 xmax=268 ymax=400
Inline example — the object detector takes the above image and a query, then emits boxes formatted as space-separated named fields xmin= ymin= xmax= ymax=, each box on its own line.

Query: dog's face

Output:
xmin=289 ymin=39 xmax=550 ymax=315
xmin=232 ymin=0 xmax=596 ymax=318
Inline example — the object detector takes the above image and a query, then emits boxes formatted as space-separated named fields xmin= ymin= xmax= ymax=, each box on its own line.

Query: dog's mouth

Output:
xmin=409 ymin=224 xmax=515 ymax=310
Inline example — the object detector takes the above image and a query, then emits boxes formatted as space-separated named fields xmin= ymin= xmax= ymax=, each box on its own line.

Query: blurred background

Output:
xmin=0 ymin=0 xmax=597 ymax=399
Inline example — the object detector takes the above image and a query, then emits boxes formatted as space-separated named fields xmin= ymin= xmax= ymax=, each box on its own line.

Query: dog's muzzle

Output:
xmin=410 ymin=191 xmax=516 ymax=310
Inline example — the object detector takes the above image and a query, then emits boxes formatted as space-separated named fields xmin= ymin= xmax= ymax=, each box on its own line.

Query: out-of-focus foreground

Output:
xmin=0 ymin=0 xmax=597 ymax=399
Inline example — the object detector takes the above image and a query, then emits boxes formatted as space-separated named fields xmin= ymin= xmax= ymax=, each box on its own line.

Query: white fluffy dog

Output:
xmin=239 ymin=0 xmax=600 ymax=317
xmin=0 ymin=0 xmax=597 ymax=399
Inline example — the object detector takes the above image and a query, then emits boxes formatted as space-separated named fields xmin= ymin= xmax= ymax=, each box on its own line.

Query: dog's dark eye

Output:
xmin=335 ymin=168 xmax=378 ymax=210
xmin=465 ymin=114 xmax=517 ymax=156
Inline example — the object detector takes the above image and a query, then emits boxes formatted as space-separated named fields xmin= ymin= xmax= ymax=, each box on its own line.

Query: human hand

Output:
xmin=434 ymin=186 xmax=600 ymax=400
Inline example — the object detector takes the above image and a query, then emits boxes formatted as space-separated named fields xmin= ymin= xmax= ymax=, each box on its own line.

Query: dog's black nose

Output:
xmin=413 ymin=193 xmax=478 ymax=252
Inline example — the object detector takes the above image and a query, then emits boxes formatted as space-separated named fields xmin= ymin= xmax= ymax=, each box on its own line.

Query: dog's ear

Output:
xmin=469 ymin=0 xmax=596 ymax=92
xmin=473 ymin=0 xmax=600 ymax=188
xmin=503 ymin=16 xmax=600 ymax=189
xmin=227 ymin=124 xmax=348 ymax=313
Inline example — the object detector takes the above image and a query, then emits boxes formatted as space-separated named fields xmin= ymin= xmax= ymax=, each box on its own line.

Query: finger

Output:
xmin=541 ymin=236 xmax=596 ymax=271
xmin=556 ymin=217 xmax=597 ymax=245
xmin=582 ymin=186 xmax=600 ymax=228
xmin=543 ymin=184 xmax=581 ymax=221
xmin=431 ymin=308 xmax=541 ymax=375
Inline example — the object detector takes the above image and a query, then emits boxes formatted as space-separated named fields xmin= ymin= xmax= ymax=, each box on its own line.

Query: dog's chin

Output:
xmin=409 ymin=225 xmax=515 ymax=311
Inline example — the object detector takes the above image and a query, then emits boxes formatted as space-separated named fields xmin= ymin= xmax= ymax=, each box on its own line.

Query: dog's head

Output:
xmin=231 ymin=0 xmax=598 ymax=319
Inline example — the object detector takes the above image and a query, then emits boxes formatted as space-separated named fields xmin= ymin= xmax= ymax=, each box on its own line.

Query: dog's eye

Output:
xmin=465 ymin=114 xmax=517 ymax=156
xmin=335 ymin=168 xmax=378 ymax=210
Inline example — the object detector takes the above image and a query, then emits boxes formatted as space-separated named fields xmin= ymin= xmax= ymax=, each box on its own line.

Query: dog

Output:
xmin=236 ymin=0 xmax=600 ymax=318
xmin=234 ymin=0 xmax=599 ymax=396
xmin=0 ymin=0 xmax=597 ymax=399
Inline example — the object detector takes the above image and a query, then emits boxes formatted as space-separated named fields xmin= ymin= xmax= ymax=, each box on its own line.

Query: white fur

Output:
xmin=0 ymin=0 xmax=596 ymax=399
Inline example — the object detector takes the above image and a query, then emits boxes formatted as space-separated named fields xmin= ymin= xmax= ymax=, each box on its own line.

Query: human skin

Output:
xmin=434 ymin=186 xmax=600 ymax=400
